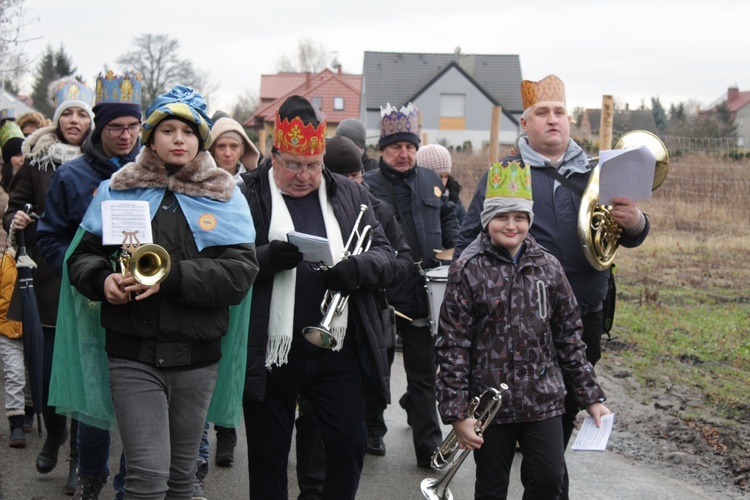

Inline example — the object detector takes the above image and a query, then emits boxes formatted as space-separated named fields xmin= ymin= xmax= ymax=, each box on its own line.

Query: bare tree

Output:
xmin=0 ymin=0 xmax=33 ymax=90
xmin=116 ymin=34 xmax=213 ymax=108
xmin=231 ymin=89 xmax=259 ymax=124
xmin=275 ymin=38 xmax=329 ymax=73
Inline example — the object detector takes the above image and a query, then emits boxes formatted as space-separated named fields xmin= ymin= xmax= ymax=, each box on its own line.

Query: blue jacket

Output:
xmin=36 ymin=138 xmax=139 ymax=275
xmin=364 ymin=159 xmax=459 ymax=317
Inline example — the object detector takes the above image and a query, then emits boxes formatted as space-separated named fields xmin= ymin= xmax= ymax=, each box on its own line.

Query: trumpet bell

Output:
xmin=302 ymin=325 xmax=338 ymax=349
xmin=130 ymin=244 xmax=171 ymax=286
xmin=421 ymin=477 xmax=454 ymax=500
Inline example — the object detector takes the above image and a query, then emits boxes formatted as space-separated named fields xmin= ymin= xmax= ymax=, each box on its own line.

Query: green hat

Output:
xmin=481 ymin=160 xmax=534 ymax=229
xmin=0 ymin=121 xmax=23 ymax=149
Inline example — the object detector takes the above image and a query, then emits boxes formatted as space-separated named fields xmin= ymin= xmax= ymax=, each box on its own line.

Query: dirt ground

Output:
xmin=592 ymin=341 xmax=749 ymax=498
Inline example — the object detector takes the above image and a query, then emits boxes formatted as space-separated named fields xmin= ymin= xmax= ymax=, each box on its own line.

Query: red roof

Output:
xmin=727 ymin=89 xmax=750 ymax=113
xmin=248 ymin=69 xmax=362 ymax=127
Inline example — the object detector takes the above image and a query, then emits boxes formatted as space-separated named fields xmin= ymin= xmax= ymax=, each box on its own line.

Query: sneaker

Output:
xmin=73 ymin=472 xmax=108 ymax=500
xmin=193 ymin=476 xmax=207 ymax=500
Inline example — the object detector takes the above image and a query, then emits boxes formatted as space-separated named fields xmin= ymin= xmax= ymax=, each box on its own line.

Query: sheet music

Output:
xmin=101 ymin=200 xmax=153 ymax=246
xmin=572 ymin=413 xmax=615 ymax=451
xmin=598 ymin=145 xmax=656 ymax=205
xmin=287 ymin=231 xmax=334 ymax=267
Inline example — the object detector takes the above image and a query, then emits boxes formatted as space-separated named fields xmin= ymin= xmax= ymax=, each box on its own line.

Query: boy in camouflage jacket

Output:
xmin=435 ymin=161 xmax=609 ymax=499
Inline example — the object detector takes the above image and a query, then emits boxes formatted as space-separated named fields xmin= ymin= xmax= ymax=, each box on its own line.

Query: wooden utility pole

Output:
xmin=599 ymin=95 xmax=614 ymax=151
xmin=489 ymin=105 xmax=502 ymax=163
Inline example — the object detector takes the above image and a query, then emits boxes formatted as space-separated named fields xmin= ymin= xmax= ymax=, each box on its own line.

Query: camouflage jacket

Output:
xmin=435 ymin=232 xmax=606 ymax=425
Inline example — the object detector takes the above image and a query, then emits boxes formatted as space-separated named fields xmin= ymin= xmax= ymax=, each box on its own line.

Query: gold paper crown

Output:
xmin=95 ymin=70 xmax=142 ymax=106
xmin=521 ymin=74 xmax=566 ymax=110
xmin=273 ymin=115 xmax=326 ymax=156
xmin=486 ymin=160 xmax=533 ymax=201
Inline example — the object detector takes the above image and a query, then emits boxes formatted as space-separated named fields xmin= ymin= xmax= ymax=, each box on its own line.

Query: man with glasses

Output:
xmin=36 ymin=70 xmax=143 ymax=499
xmin=239 ymin=95 xmax=396 ymax=499
xmin=363 ymin=102 xmax=459 ymax=469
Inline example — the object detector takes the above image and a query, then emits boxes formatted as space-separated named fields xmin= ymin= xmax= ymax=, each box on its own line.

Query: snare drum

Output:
xmin=424 ymin=266 xmax=449 ymax=336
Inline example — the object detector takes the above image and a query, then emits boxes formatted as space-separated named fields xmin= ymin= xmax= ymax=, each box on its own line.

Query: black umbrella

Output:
xmin=7 ymin=205 xmax=44 ymax=435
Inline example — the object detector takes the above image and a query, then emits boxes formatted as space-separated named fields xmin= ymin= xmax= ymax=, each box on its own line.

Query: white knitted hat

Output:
xmin=416 ymin=144 xmax=451 ymax=174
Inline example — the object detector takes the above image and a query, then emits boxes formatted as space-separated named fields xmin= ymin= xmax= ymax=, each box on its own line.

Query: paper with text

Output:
xmin=101 ymin=200 xmax=153 ymax=246
xmin=287 ymin=231 xmax=335 ymax=267
xmin=572 ymin=413 xmax=615 ymax=451
xmin=598 ymin=145 xmax=656 ymax=205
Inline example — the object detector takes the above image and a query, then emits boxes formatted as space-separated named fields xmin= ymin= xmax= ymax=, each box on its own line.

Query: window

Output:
xmin=311 ymin=96 xmax=323 ymax=110
xmin=333 ymin=97 xmax=344 ymax=111
xmin=440 ymin=94 xmax=465 ymax=117
xmin=738 ymin=136 xmax=745 ymax=148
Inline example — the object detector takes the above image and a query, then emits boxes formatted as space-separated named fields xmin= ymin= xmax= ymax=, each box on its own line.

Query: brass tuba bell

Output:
xmin=578 ymin=130 xmax=669 ymax=270
xmin=129 ymin=244 xmax=171 ymax=286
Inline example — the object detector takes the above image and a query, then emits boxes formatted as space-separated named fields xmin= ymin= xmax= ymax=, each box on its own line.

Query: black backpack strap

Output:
xmin=537 ymin=165 xmax=585 ymax=198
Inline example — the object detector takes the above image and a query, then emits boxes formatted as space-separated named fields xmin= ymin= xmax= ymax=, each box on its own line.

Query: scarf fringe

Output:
xmin=265 ymin=335 xmax=293 ymax=369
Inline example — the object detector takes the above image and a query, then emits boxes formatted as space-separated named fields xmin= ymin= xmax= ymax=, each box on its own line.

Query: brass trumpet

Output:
xmin=303 ymin=204 xmax=372 ymax=349
xmin=421 ymin=384 xmax=508 ymax=500
xmin=119 ymin=231 xmax=171 ymax=288
xmin=578 ymin=130 xmax=669 ymax=270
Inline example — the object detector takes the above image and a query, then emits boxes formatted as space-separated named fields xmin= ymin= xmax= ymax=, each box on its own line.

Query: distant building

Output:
xmin=361 ymin=50 xmax=523 ymax=150
xmin=578 ymin=105 xmax=658 ymax=143
xmin=0 ymin=88 xmax=40 ymax=116
xmin=246 ymin=68 xmax=362 ymax=154
xmin=710 ymin=86 xmax=750 ymax=149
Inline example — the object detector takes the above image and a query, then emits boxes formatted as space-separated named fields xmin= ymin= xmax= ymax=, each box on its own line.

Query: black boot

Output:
xmin=215 ymin=425 xmax=237 ymax=467
xmin=73 ymin=472 xmax=108 ymax=500
xmin=37 ymin=406 xmax=68 ymax=473
xmin=23 ymin=406 xmax=34 ymax=433
xmin=8 ymin=415 xmax=26 ymax=448
xmin=65 ymin=460 xmax=79 ymax=496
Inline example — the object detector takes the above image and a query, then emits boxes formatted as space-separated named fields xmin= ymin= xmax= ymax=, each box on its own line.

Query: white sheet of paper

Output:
xmin=101 ymin=200 xmax=153 ymax=246
xmin=572 ymin=413 xmax=615 ymax=451
xmin=287 ymin=231 xmax=334 ymax=267
xmin=598 ymin=145 xmax=656 ymax=205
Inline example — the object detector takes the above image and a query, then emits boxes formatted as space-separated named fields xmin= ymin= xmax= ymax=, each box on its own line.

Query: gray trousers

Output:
xmin=109 ymin=357 xmax=217 ymax=500
xmin=0 ymin=335 xmax=27 ymax=416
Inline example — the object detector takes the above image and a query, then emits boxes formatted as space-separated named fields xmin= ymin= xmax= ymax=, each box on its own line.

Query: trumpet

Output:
xmin=119 ymin=231 xmax=171 ymax=293
xmin=303 ymin=204 xmax=372 ymax=349
xmin=421 ymin=385 xmax=508 ymax=500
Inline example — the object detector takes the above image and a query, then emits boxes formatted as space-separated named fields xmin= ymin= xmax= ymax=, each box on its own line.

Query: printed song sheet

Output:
xmin=598 ymin=145 xmax=656 ymax=205
xmin=287 ymin=231 xmax=335 ymax=267
xmin=101 ymin=200 xmax=153 ymax=246
xmin=572 ymin=413 xmax=615 ymax=451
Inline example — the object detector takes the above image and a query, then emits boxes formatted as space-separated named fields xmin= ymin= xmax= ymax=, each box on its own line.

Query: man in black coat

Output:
xmin=239 ymin=96 xmax=396 ymax=500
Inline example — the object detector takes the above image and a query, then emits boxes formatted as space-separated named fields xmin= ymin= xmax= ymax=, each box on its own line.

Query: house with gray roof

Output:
xmin=0 ymin=88 xmax=39 ymax=116
xmin=361 ymin=51 xmax=523 ymax=149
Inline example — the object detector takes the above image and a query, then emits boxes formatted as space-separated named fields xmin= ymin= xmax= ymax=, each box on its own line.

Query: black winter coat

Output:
xmin=239 ymin=164 xmax=396 ymax=403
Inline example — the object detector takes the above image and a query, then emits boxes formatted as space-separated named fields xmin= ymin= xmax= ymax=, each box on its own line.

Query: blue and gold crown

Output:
xmin=95 ymin=70 xmax=142 ymax=106
xmin=378 ymin=102 xmax=421 ymax=149
xmin=50 ymin=78 xmax=95 ymax=110
xmin=0 ymin=108 xmax=16 ymax=122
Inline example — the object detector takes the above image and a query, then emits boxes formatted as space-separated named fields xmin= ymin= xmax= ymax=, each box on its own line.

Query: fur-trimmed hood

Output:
xmin=110 ymin=147 xmax=236 ymax=201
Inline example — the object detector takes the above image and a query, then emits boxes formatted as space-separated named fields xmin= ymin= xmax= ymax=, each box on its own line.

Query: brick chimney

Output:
xmin=728 ymin=86 xmax=740 ymax=103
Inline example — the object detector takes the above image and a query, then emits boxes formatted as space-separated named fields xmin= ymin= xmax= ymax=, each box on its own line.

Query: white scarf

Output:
xmin=266 ymin=168 xmax=347 ymax=367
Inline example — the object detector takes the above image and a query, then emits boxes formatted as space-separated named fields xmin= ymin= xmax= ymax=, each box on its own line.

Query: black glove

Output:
xmin=322 ymin=258 xmax=359 ymax=296
xmin=268 ymin=240 xmax=303 ymax=271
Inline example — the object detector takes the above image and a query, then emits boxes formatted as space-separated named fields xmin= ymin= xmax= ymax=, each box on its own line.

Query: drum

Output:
xmin=424 ymin=266 xmax=449 ymax=336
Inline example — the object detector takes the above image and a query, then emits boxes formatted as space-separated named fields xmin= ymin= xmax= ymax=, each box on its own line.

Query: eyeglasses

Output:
xmin=274 ymin=153 xmax=323 ymax=174
xmin=104 ymin=123 xmax=141 ymax=137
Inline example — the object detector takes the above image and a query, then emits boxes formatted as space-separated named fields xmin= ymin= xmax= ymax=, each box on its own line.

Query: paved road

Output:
xmin=0 ymin=353 xmax=737 ymax=499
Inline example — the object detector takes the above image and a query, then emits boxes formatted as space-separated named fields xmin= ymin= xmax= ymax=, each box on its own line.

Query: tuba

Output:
xmin=420 ymin=385 xmax=508 ymax=500
xmin=578 ymin=130 xmax=669 ymax=270
xmin=303 ymin=204 xmax=373 ymax=349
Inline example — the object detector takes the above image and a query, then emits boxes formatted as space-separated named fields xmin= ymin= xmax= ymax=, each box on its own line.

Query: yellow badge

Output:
xmin=434 ymin=186 xmax=442 ymax=198
xmin=198 ymin=213 xmax=217 ymax=231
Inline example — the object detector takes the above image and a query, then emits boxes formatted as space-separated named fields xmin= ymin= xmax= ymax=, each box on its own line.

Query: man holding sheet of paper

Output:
xmin=238 ymin=95 xmax=396 ymax=499
xmin=456 ymin=74 xmax=651 ymax=496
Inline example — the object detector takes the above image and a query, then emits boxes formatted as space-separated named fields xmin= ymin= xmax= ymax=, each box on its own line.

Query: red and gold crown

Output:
xmin=273 ymin=115 xmax=327 ymax=156
xmin=521 ymin=74 xmax=566 ymax=110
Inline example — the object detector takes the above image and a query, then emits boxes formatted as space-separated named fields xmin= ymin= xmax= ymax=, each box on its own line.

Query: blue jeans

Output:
xmin=109 ymin=357 xmax=218 ymax=499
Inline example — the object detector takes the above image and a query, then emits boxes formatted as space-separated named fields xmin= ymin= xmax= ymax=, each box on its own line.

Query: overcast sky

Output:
xmin=19 ymin=0 xmax=750 ymax=115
